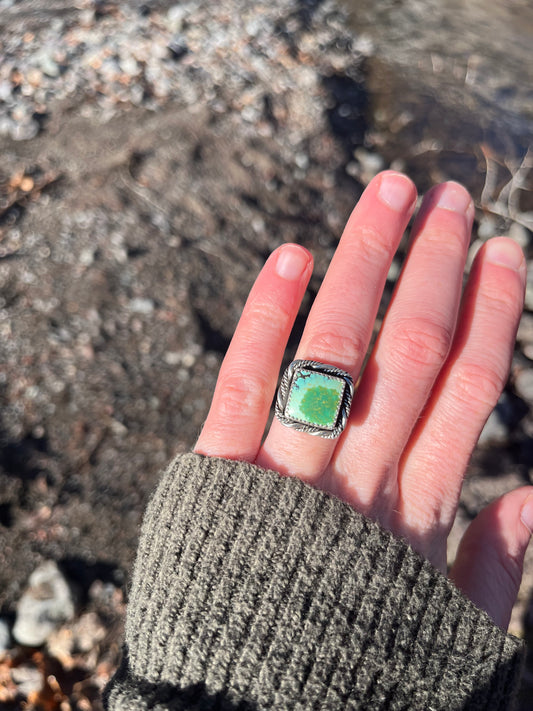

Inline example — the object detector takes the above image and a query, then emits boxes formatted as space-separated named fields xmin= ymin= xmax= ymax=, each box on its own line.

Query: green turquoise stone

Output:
xmin=286 ymin=369 xmax=345 ymax=429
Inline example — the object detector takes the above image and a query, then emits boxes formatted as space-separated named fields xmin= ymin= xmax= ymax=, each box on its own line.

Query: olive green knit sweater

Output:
xmin=104 ymin=453 xmax=524 ymax=710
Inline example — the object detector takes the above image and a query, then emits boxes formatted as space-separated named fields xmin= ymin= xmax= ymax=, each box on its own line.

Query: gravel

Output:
xmin=0 ymin=0 xmax=358 ymax=142
xmin=0 ymin=0 xmax=532 ymax=708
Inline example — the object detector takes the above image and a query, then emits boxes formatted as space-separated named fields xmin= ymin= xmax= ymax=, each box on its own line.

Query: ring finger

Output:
xmin=328 ymin=182 xmax=474 ymax=518
xmin=256 ymin=171 xmax=417 ymax=481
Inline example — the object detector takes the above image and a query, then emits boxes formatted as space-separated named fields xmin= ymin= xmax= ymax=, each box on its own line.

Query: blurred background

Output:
xmin=0 ymin=0 xmax=532 ymax=708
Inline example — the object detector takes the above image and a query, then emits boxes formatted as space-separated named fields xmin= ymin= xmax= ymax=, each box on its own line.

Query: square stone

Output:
xmin=285 ymin=368 xmax=345 ymax=430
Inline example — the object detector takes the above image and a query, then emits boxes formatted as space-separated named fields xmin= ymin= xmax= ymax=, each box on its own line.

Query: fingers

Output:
xmin=450 ymin=487 xmax=533 ymax=629
xmin=397 ymin=238 xmax=526 ymax=565
xmin=329 ymin=182 xmax=473 ymax=517
xmin=256 ymin=171 xmax=417 ymax=480
xmin=194 ymin=244 xmax=312 ymax=461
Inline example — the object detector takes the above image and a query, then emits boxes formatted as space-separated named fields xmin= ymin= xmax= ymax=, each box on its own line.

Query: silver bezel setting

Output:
xmin=275 ymin=359 xmax=354 ymax=438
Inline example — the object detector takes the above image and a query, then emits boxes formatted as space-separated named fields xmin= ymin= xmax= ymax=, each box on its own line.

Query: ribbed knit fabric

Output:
xmin=104 ymin=453 xmax=524 ymax=710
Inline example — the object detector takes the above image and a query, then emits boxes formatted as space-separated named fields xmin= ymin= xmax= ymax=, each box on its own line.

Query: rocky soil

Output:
xmin=0 ymin=0 xmax=532 ymax=708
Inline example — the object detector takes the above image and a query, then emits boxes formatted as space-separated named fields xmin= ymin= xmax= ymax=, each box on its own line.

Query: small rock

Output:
xmin=50 ymin=17 xmax=65 ymax=34
xmin=523 ymin=344 xmax=533 ymax=361
xmin=11 ymin=664 xmax=43 ymax=696
xmin=353 ymin=148 xmax=385 ymax=182
xmin=129 ymin=297 xmax=154 ymax=314
xmin=477 ymin=214 xmax=497 ymax=240
xmin=518 ymin=312 xmax=533 ymax=346
xmin=119 ymin=56 xmax=140 ymax=77
xmin=508 ymin=221 xmax=530 ymax=250
xmin=0 ymin=617 xmax=11 ymax=652
xmin=387 ymin=257 xmax=402 ymax=283
xmin=166 ymin=4 xmax=190 ymax=33
xmin=514 ymin=369 xmax=533 ymax=405
xmin=0 ymin=80 xmax=13 ymax=102
xmin=11 ymin=119 xmax=40 ymax=141
xmin=164 ymin=351 xmax=182 ymax=366
xmin=34 ymin=50 xmax=60 ymax=78
xmin=100 ymin=58 xmax=121 ymax=81
xmin=13 ymin=561 xmax=76 ymax=646
xmin=478 ymin=408 xmax=509 ymax=447
xmin=26 ymin=67 xmax=43 ymax=88
xmin=47 ymin=612 xmax=106 ymax=669
xmin=79 ymin=248 xmax=95 ymax=266
xmin=295 ymin=152 xmax=309 ymax=170
xmin=168 ymin=34 xmax=189 ymax=61
xmin=0 ymin=116 xmax=14 ymax=137
xmin=110 ymin=418 xmax=128 ymax=436
xmin=525 ymin=262 xmax=533 ymax=311
xmin=79 ymin=9 xmax=95 ymax=27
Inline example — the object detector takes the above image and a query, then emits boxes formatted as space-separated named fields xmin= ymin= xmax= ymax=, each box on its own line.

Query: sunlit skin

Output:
xmin=195 ymin=171 xmax=533 ymax=630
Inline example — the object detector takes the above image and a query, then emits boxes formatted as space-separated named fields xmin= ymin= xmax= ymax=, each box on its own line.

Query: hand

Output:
xmin=195 ymin=171 xmax=532 ymax=630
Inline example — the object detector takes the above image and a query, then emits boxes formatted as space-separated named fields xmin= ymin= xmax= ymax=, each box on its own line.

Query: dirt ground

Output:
xmin=0 ymin=0 xmax=532 ymax=708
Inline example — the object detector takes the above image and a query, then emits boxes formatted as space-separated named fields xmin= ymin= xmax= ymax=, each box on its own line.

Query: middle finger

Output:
xmin=256 ymin=171 xmax=417 ymax=480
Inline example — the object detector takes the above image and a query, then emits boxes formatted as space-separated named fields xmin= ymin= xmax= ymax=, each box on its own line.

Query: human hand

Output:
xmin=195 ymin=171 xmax=532 ymax=630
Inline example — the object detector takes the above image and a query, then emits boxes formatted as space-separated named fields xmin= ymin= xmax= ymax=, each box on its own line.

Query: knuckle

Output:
xmin=305 ymin=326 xmax=366 ymax=367
xmin=217 ymin=371 xmax=269 ymax=421
xmin=478 ymin=284 xmax=522 ymax=321
xmin=450 ymin=360 xmax=504 ymax=410
xmin=356 ymin=224 xmax=395 ymax=263
xmin=388 ymin=318 xmax=452 ymax=372
xmin=247 ymin=295 xmax=292 ymax=335
xmin=421 ymin=223 xmax=468 ymax=254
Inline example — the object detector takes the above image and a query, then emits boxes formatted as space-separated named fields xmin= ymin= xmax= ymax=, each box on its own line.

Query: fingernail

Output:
xmin=485 ymin=239 xmax=526 ymax=275
xmin=377 ymin=172 xmax=415 ymax=212
xmin=520 ymin=494 xmax=533 ymax=534
xmin=275 ymin=244 xmax=311 ymax=280
xmin=436 ymin=182 xmax=473 ymax=215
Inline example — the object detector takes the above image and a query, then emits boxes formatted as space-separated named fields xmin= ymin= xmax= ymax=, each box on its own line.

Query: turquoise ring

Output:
xmin=275 ymin=360 xmax=355 ymax=438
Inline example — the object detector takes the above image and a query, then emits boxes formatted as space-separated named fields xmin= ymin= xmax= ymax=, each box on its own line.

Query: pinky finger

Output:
xmin=195 ymin=244 xmax=313 ymax=461
xmin=450 ymin=486 xmax=533 ymax=629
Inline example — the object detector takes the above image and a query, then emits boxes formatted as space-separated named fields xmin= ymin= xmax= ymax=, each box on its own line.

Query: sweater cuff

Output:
xmin=104 ymin=453 xmax=524 ymax=710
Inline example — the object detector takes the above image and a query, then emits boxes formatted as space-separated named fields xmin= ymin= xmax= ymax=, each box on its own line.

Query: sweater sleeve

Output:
xmin=103 ymin=453 xmax=524 ymax=711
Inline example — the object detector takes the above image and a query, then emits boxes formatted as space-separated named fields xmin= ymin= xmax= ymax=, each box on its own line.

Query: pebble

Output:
xmin=525 ymin=262 xmax=533 ymax=311
xmin=129 ymin=297 xmax=155 ymax=314
xmin=168 ymin=34 xmax=189 ymax=61
xmin=0 ymin=79 xmax=13 ymax=102
xmin=166 ymin=4 xmax=191 ymax=33
xmin=353 ymin=148 xmax=386 ymax=182
xmin=13 ymin=560 xmax=76 ymax=646
xmin=518 ymin=313 xmax=533 ymax=360
xmin=33 ymin=50 xmax=60 ymax=78
xmin=47 ymin=612 xmax=106 ymax=669
xmin=477 ymin=214 xmax=498 ymax=241
xmin=478 ymin=407 xmax=509 ymax=447
xmin=508 ymin=221 xmax=531 ymax=250
xmin=518 ymin=312 xmax=533 ymax=347
xmin=10 ymin=665 xmax=43 ymax=696
xmin=514 ymin=368 xmax=533 ymax=405
xmin=0 ymin=617 xmax=11 ymax=652
xmin=0 ymin=116 xmax=14 ymax=136
xmin=11 ymin=119 xmax=40 ymax=141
